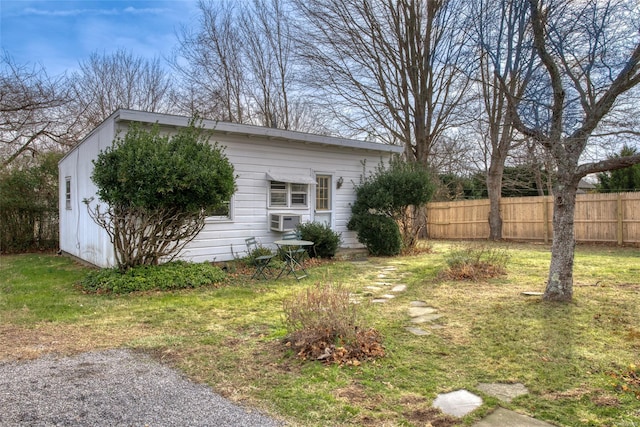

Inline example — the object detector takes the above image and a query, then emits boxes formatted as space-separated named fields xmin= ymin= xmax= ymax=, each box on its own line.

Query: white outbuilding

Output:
xmin=59 ymin=109 xmax=403 ymax=267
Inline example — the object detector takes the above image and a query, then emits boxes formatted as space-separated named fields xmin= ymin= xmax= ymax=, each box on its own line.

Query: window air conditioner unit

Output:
xmin=270 ymin=213 xmax=301 ymax=232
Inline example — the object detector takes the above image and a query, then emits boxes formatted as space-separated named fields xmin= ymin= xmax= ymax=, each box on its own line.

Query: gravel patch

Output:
xmin=0 ymin=349 xmax=285 ymax=427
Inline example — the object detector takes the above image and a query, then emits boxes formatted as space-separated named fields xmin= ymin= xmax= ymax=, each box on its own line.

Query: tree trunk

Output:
xmin=486 ymin=164 xmax=504 ymax=241
xmin=544 ymin=183 xmax=578 ymax=302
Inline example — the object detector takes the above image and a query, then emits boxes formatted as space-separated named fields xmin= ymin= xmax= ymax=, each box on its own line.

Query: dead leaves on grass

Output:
xmin=286 ymin=327 xmax=385 ymax=366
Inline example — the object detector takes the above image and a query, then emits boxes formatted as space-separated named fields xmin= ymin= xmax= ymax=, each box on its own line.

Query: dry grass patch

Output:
xmin=440 ymin=243 xmax=510 ymax=281
xmin=282 ymin=283 xmax=385 ymax=365
xmin=0 ymin=323 xmax=154 ymax=361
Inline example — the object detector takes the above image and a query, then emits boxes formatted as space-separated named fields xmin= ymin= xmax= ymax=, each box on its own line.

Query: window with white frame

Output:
xmin=315 ymin=175 xmax=331 ymax=210
xmin=65 ymin=177 xmax=71 ymax=210
xmin=206 ymin=198 xmax=233 ymax=221
xmin=269 ymin=181 xmax=308 ymax=208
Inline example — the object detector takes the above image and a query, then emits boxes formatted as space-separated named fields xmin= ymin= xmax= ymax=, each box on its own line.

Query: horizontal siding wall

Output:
xmin=180 ymin=134 xmax=388 ymax=263
xmin=426 ymin=192 xmax=640 ymax=244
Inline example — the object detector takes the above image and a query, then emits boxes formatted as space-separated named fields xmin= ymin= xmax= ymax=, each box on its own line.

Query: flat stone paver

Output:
xmin=391 ymin=284 xmax=407 ymax=292
xmin=472 ymin=408 xmax=555 ymax=427
xmin=410 ymin=300 xmax=429 ymax=307
xmin=408 ymin=306 xmax=438 ymax=317
xmin=433 ymin=389 xmax=482 ymax=417
xmin=477 ymin=383 xmax=529 ymax=403
xmin=372 ymin=298 xmax=388 ymax=303
xmin=406 ymin=327 xmax=431 ymax=336
xmin=411 ymin=313 xmax=443 ymax=323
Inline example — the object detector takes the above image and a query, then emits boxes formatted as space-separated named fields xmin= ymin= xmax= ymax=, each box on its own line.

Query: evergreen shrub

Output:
xmin=296 ymin=222 xmax=341 ymax=258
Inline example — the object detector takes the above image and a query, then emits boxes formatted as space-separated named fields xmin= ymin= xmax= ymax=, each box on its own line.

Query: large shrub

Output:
xmin=0 ymin=153 xmax=60 ymax=253
xmin=348 ymin=157 xmax=435 ymax=255
xmin=89 ymin=121 xmax=236 ymax=270
xmin=296 ymin=222 xmax=341 ymax=258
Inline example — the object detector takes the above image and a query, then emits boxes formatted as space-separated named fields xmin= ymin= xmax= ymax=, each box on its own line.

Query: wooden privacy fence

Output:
xmin=426 ymin=192 xmax=640 ymax=245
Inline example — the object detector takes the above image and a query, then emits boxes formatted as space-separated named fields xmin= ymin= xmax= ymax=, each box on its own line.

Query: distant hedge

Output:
xmin=0 ymin=153 xmax=60 ymax=253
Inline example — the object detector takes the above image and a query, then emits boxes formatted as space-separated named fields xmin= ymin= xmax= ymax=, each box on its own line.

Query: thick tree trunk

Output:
xmin=487 ymin=164 xmax=504 ymax=241
xmin=544 ymin=184 xmax=578 ymax=302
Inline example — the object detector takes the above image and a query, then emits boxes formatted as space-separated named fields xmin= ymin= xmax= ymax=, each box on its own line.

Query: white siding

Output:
xmin=59 ymin=121 xmax=117 ymax=267
xmin=178 ymin=135 xmax=389 ymax=263
xmin=59 ymin=110 xmax=402 ymax=267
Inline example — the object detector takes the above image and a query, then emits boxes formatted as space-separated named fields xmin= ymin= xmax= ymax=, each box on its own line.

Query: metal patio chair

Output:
xmin=245 ymin=237 xmax=275 ymax=280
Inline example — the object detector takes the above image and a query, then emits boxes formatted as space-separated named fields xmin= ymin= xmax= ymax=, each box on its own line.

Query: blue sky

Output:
xmin=1 ymin=0 xmax=201 ymax=76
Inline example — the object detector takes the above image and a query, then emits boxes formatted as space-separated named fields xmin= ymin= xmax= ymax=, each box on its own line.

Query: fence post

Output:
xmin=543 ymin=196 xmax=550 ymax=244
xmin=617 ymin=193 xmax=623 ymax=245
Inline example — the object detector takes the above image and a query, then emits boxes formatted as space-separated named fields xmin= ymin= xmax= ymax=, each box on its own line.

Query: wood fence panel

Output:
xmin=426 ymin=199 xmax=489 ymax=239
xmin=574 ymin=193 xmax=617 ymax=243
xmin=425 ymin=192 xmax=639 ymax=244
xmin=622 ymin=192 xmax=640 ymax=244
xmin=502 ymin=196 xmax=549 ymax=240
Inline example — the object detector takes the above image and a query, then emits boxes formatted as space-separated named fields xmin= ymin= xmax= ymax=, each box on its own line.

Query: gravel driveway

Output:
xmin=0 ymin=349 xmax=285 ymax=427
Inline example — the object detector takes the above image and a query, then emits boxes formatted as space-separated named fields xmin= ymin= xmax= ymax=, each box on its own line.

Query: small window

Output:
xmin=206 ymin=199 xmax=233 ymax=221
xmin=65 ymin=177 xmax=71 ymax=210
xmin=269 ymin=181 xmax=309 ymax=208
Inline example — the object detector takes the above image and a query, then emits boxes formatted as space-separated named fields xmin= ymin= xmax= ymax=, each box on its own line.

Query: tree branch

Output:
xmin=576 ymin=153 xmax=640 ymax=178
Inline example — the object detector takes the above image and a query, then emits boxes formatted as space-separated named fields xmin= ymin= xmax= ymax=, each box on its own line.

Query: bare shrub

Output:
xmin=441 ymin=244 xmax=510 ymax=281
xmin=282 ymin=283 xmax=384 ymax=365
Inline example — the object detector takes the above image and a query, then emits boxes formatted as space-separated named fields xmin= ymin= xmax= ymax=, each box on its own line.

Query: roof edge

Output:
xmin=115 ymin=109 xmax=404 ymax=154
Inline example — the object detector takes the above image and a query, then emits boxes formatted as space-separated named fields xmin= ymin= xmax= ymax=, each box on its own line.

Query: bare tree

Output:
xmin=173 ymin=0 xmax=314 ymax=131
xmin=0 ymin=52 xmax=73 ymax=168
xmin=471 ymin=0 xmax=539 ymax=240
xmin=68 ymin=49 xmax=174 ymax=132
xmin=172 ymin=1 xmax=247 ymax=122
xmin=503 ymin=0 xmax=640 ymax=301
xmin=294 ymin=0 xmax=473 ymax=167
xmin=239 ymin=0 xmax=295 ymax=128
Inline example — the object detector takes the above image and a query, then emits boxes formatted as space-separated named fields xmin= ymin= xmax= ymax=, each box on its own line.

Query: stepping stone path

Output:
xmin=350 ymin=259 xmax=554 ymax=426
xmin=351 ymin=263 xmax=446 ymax=333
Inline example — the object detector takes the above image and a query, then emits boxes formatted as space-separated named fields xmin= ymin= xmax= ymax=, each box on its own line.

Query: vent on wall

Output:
xmin=270 ymin=213 xmax=301 ymax=232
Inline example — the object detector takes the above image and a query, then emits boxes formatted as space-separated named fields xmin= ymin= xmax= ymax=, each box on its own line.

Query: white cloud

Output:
xmin=123 ymin=7 xmax=169 ymax=15
xmin=19 ymin=5 xmax=171 ymax=18
xmin=22 ymin=7 xmax=119 ymax=17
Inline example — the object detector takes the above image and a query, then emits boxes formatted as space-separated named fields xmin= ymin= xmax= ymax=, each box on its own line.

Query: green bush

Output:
xmin=89 ymin=121 xmax=236 ymax=270
xmin=296 ymin=222 xmax=341 ymax=258
xmin=80 ymin=261 xmax=226 ymax=294
xmin=348 ymin=157 xmax=435 ymax=254
xmin=349 ymin=214 xmax=402 ymax=256
xmin=91 ymin=123 xmax=235 ymax=213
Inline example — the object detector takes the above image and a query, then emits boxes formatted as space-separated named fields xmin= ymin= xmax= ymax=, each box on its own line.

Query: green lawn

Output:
xmin=1 ymin=241 xmax=639 ymax=426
